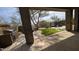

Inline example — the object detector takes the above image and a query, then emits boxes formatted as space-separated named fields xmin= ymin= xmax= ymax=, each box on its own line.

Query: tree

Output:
xmin=58 ymin=20 xmax=65 ymax=26
xmin=0 ymin=16 xmax=4 ymax=24
xmin=30 ymin=10 xmax=40 ymax=30
xmin=10 ymin=15 xmax=18 ymax=31
xmin=10 ymin=8 xmax=22 ymax=31
xmin=10 ymin=16 xmax=21 ymax=32
xmin=51 ymin=15 xmax=60 ymax=27
xmin=30 ymin=10 xmax=49 ymax=30
xmin=0 ymin=16 xmax=8 ymax=24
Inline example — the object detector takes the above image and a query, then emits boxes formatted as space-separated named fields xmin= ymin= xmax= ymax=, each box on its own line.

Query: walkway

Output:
xmin=3 ymin=30 xmax=79 ymax=51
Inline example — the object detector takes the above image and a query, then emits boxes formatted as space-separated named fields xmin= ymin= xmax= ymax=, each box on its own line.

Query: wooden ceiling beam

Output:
xmin=29 ymin=7 xmax=74 ymax=12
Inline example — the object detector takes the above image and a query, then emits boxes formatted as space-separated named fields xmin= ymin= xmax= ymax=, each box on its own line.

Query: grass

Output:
xmin=41 ymin=28 xmax=61 ymax=36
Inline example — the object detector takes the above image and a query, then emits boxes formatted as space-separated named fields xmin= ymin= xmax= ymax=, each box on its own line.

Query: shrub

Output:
xmin=38 ymin=20 xmax=50 ymax=28
xmin=58 ymin=20 xmax=65 ymax=26
xmin=41 ymin=28 xmax=60 ymax=36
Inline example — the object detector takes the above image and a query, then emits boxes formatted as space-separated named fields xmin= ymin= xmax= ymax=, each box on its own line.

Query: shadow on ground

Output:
xmin=42 ymin=32 xmax=79 ymax=51
xmin=11 ymin=44 xmax=30 ymax=51
xmin=9 ymin=31 xmax=79 ymax=51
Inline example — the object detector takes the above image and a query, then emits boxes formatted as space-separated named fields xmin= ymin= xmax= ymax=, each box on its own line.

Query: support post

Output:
xmin=74 ymin=9 xmax=79 ymax=31
xmin=19 ymin=7 xmax=34 ymax=46
xmin=65 ymin=9 xmax=73 ymax=31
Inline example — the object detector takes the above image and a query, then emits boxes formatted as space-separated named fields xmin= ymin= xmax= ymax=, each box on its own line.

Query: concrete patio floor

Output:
xmin=3 ymin=30 xmax=79 ymax=51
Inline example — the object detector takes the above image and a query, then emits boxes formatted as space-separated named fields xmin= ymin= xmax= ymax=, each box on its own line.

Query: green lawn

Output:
xmin=41 ymin=28 xmax=61 ymax=36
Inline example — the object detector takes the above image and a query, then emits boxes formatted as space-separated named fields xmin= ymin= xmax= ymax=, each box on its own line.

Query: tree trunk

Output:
xmin=19 ymin=7 xmax=34 ymax=46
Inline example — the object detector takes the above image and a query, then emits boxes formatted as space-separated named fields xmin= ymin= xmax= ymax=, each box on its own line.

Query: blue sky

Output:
xmin=0 ymin=7 xmax=65 ymax=23
xmin=0 ymin=7 xmax=20 ymax=23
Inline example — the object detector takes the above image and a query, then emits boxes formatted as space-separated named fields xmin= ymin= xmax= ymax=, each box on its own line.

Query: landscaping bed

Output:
xmin=41 ymin=28 xmax=61 ymax=36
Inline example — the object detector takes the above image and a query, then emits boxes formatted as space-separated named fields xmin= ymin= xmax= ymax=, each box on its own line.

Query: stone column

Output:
xmin=65 ymin=9 xmax=73 ymax=31
xmin=74 ymin=9 xmax=79 ymax=31
xmin=19 ymin=7 xmax=34 ymax=46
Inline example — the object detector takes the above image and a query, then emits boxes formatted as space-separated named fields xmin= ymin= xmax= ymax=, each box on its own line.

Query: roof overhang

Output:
xmin=29 ymin=7 xmax=77 ymax=12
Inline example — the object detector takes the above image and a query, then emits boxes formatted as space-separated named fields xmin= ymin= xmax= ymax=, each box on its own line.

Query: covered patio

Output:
xmin=1 ymin=7 xmax=79 ymax=51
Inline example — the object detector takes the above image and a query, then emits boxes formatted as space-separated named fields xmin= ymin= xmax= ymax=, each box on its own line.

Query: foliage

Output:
xmin=51 ymin=15 xmax=65 ymax=27
xmin=51 ymin=15 xmax=61 ymax=27
xmin=0 ymin=16 xmax=9 ymax=24
xmin=58 ymin=20 xmax=65 ymax=26
xmin=51 ymin=15 xmax=60 ymax=22
xmin=38 ymin=20 xmax=50 ymax=28
xmin=50 ymin=20 xmax=65 ymax=27
xmin=41 ymin=28 xmax=61 ymax=36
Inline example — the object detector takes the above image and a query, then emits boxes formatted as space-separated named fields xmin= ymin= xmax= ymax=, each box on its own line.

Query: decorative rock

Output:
xmin=0 ymin=34 xmax=13 ymax=48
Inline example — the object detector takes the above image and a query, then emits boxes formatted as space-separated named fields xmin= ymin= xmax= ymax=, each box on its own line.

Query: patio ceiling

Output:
xmin=29 ymin=7 xmax=78 ymax=12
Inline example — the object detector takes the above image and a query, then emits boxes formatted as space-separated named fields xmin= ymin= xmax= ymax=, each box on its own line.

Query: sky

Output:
xmin=40 ymin=11 xmax=65 ymax=21
xmin=0 ymin=7 xmax=65 ymax=23
xmin=0 ymin=7 xmax=20 ymax=23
